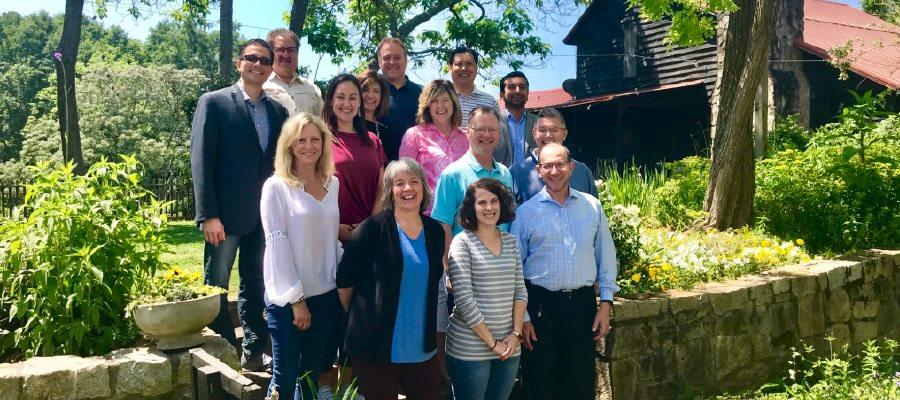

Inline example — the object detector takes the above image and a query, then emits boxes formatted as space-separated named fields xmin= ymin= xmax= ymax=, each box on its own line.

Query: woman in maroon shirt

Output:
xmin=319 ymin=73 xmax=387 ymax=398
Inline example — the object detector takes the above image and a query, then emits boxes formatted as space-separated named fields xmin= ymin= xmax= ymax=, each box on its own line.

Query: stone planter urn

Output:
xmin=133 ymin=294 xmax=220 ymax=350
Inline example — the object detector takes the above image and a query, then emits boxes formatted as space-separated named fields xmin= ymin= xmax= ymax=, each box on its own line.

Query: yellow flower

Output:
xmin=661 ymin=263 xmax=673 ymax=272
xmin=761 ymin=239 xmax=771 ymax=247
xmin=648 ymin=267 xmax=659 ymax=280
xmin=796 ymin=238 xmax=805 ymax=246
xmin=631 ymin=273 xmax=642 ymax=282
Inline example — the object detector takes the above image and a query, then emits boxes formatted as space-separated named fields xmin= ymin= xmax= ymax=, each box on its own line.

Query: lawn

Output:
xmin=161 ymin=220 xmax=239 ymax=299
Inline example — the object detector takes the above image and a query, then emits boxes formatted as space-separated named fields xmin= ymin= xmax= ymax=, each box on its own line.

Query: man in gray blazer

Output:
xmin=191 ymin=38 xmax=288 ymax=372
xmin=493 ymin=71 xmax=538 ymax=167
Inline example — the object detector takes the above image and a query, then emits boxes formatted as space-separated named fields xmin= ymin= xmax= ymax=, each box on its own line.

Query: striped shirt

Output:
xmin=457 ymin=88 xmax=500 ymax=130
xmin=446 ymin=231 xmax=528 ymax=361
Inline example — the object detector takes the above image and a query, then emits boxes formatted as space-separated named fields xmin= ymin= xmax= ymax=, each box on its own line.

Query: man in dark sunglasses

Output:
xmin=190 ymin=38 xmax=289 ymax=373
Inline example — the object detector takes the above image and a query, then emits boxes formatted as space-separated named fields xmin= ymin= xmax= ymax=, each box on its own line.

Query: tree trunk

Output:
xmin=770 ymin=0 xmax=810 ymax=127
xmin=289 ymin=0 xmax=311 ymax=41
xmin=56 ymin=0 xmax=86 ymax=174
xmin=218 ymin=0 xmax=233 ymax=77
xmin=704 ymin=0 xmax=777 ymax=229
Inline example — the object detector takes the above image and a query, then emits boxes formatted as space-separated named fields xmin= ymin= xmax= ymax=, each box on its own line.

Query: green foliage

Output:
xmin=810 ymin=91 xmax=897 ymax=163
xmin=130 ymin=266 xmax=224 ymax=307
xmin=653 ymin=156 xmax=709 ymax=229
xmin=606 ymin=204 xmax=643 ymax=275
xmin=0 ymin=158 xmax=169 ymax=362
xmin=862 ymin=0 xmax=900 ymax=25
xmin=767 ymin=115 xmax=811 ymax=155
xmin=627 ymin=0 xmax=737 ymax=46
xmin=142 ymin=20 xmax=221 ymax=75
xmin=712 ymin=339 xmax=900 ymax=400
xmin=2 ymin=62 xmax=208 ymax=181
xmin=598 ymin=164 xmax=667 ymax=219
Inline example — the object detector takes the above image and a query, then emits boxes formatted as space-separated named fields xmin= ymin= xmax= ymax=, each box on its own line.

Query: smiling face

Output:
xmin=290 ymin=123 xmax=323 ymax=171
xmin=450 ymin=51 xmax=477 ymax=88
xmin=533 ymin=116 xmax=568 ymax=148
xmin=428 ymin=92 xmax=453 ymax=126
xmin=271 ymin=35 xmax=298 ymax=79
xmin=332 ymin=81 xmax=361 ymax=128
xmin=502 ymin=77 xmax=529 ymax=109
xmin=473 ymin=187 xmax=501 ymax=228
xmin=467 ymin=112 xmax=500 ymax=156
xmin=235 ymin=43 xmax=273 ymax=87
xmin=361 ymin=82 xmax=382 ymax=115
xmin=536 ymin=144 xmax=573 ymax=197
xmin=378 ymin=42 xmax=408 ymax=84
xmin=391 ymin=170 xmax=424 ymax=213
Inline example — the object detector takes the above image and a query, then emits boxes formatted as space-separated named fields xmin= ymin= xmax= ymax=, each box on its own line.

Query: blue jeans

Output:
xmin=267 ymin=289 xmax=339 ymax=400
xmin=203 ymin=223 xmax=268 ymax=357
xmin=447 ymin=355 xmax=520 ymax=400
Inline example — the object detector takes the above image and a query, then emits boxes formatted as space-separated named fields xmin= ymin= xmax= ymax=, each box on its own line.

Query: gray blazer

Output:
xmin=190 ymin=84 xmax=288 ymax=235
xmin=493 ymin=109 xmax=537 ymax=167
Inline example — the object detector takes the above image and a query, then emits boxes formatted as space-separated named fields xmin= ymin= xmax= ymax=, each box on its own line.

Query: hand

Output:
xmin=445 ymin=274 xmax=453 ymax=293
xmin=491 ymin=340 xmax=509 ymax=358
xmin=202 ymin=218 xmax=226 ymax=246
xmin=292 ymin=301 xmax=311 ymax=331
xmin=499 ymin=334 xmax=520 ymax=360
xmin=592 ymin=302 xmax=612 ymax=341
xmin=338 ymin=224 xmax=355 ymax=242
xmin=522 ymin=321 xmax=538 ymax=351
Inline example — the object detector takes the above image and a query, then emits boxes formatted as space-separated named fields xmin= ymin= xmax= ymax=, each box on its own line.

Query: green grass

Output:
xmin=161 ymin=220 xmax=239 ymax=299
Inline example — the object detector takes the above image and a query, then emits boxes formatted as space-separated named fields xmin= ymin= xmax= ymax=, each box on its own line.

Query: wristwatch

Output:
xmin=512 ymin=331 xmax=523 ymax=340
xmin=292 ymin=296 xmax=306 ymax=306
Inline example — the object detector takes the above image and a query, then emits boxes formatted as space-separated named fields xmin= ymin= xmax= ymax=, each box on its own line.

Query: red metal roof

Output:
xmin=502 ymin=80 xmax=705 ymax=110
xmin=499 ymin=87 xmax=573 ymax=110
xmin=800 ymin=0 xmax=900 ymax=89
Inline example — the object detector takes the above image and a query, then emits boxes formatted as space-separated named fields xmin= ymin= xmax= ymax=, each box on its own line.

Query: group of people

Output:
xmin=190 ymin=30 xmax=619 ymax=400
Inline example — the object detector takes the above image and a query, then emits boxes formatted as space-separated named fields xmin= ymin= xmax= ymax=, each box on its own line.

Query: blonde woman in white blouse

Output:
xmin=260 ymin=112 xmax=342 ymax=400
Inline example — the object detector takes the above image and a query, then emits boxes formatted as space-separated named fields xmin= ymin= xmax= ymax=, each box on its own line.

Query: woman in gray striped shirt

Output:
xmin=447 ymin=178 xmax=527 ymax=400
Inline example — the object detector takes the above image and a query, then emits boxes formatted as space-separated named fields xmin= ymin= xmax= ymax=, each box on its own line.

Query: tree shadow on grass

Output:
xmin=164 ymin=221 xmax=201 ymax=246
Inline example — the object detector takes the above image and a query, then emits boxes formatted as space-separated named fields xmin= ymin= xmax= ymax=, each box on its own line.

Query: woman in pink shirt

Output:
xmin=398 ymin=79 xmax=469 ymax=193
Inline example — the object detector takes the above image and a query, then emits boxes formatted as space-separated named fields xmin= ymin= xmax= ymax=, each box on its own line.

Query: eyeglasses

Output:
xmin=240 ymin=55 xmax=273 ymax=66
xmin=536 ymin=127 xmax=565 ymax=135
xmin=274 ymin=46 xmax=298 ymax=54
xmin=538 ymin=161 xmax=570 ymax=172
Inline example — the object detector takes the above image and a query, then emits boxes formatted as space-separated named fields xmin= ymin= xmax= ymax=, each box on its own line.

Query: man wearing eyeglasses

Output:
xmin=510 ymin=142 xmax=618 ymax=400
xmin=191 ymin=38 xmax=288 ymax=372
xmin=493 ymin=71 xmax=537 ymax=167
xmin=510 ymin=108 xmax=598 ymax=205
xmin=263 ymin=28 xmax=323 ymax=116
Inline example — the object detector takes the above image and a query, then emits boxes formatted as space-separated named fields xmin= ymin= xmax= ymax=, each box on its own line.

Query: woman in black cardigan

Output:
xmin=337 ymin=157 xmax=446 ymax=400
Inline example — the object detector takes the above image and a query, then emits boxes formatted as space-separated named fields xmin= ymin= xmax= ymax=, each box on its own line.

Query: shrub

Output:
xmin=767 ymin=114 xmax=811 ymax=155
xmin=755 ymin=144 xmax=899 ymax=254
xmin=654 ymin=156 xmax=709 ymax=229
xmin=606 ymin=204 xmax=643 ymax=275
xmin=0 ymin=157 xmax=169 ymax=361
xmin=598 ymin=164 xmax=666 ymax=219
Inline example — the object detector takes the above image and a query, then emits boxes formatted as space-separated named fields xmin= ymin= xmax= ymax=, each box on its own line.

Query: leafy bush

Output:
xmin=598 ymin=164 xmax=667 ymax=219
xmin=606 ymin=204 xmax=643 ymax=274
xmin=653 ymin=156 xmax=709 ymax=229
xmin=768 ymin=114 xmax=811 ymax=155
xmin=711 ymin=339 xmax=900 ymax=400
xmin=617 ymin=227 xmax=810 ymax=296
xmin=0 ymin=157 xmax=169 ymax=361
xmin=756 ymin=143 xmax=899 ymax=254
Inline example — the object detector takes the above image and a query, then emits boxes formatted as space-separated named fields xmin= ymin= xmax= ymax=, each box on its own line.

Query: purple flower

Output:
xmin=53 ymin=52 xmax=62 ymax=61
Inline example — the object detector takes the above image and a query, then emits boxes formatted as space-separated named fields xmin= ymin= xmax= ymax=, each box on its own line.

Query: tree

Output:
xmin=286 ymin=0 xmax=589 ymax=71
xmin=143 ymin=20 xmax=219 ymax=74
xmin=628 ymin=0 xmax=777 ymax=229
xmin=217 ymin=0 xmax=233 ymax=77
xmin=54 ymin=0 xmax=209 ymax=173
xmin=862 ymin=0 xmax=900 ymax=25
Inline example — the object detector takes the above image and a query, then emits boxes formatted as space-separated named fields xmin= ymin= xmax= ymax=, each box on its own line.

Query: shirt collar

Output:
xmin=237 ymin=79 xmax=268 ymax=103
xmin=463 ymin=152 xmax=500 ymax=173
xmin=507 ymin=112 xmax=526 ymax=124
xmin=269 ymin=71 xmax=306 ymax=86
xmin=535 ymin=185 xmax=577 ymax=205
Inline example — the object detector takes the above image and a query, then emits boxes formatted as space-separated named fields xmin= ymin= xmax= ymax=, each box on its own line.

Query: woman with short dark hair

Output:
xmin=337 ymin=158 xmax=446 ymax=400
xmin=446 ymin=178 xmax=526 ymax=400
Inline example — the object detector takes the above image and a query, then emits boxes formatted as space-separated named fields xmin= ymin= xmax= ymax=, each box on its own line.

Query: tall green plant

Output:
xmin=0 ymin=156 xmax=169 ymax=361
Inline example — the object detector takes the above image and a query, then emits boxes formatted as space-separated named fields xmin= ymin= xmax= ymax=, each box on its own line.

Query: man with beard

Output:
xmin=493 ymin=71 xmax=537 ymax=167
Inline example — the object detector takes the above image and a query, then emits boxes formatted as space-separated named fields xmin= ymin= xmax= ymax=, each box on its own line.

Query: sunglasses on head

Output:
xmin=240 ymin=55 xmax=273 ymax=66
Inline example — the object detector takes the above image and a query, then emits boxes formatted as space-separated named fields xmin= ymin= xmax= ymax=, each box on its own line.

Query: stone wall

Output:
xmin=606 ymin=249 xmax=900 ymax=399
xmin=0 ymin=330 xmax=238 ymax=400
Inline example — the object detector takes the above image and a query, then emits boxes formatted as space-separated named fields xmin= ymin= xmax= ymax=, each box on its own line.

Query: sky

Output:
xmin=0 ymin=0 xmax=864 ymax=93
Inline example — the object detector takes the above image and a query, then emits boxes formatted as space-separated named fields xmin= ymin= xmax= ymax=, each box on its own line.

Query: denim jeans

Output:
xmin=267 ymin=289 xmax=339 ymax=400
xmin=446 ymin=355 xmax=520 ymax=400
xmin=203 ymin=223 xmax=268 ymax=357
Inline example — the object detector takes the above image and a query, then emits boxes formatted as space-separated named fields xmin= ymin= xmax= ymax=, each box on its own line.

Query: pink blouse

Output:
xmin=398 ymin=124 xmax=469 ymax=191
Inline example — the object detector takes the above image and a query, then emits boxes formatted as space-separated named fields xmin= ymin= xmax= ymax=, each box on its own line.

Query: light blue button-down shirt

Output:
xmin=510 ymin=186 xmax=619 ymax=301
xmin=431 ymin=152 xmax=513 ymax=235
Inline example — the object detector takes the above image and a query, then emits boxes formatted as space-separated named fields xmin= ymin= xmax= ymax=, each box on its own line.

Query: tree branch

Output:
xmin=407 ymin=46 xmax=453 ymax=56
xmin=467 ymin=0 xmax=486 ymax=23
xmin=372 ymin=0 xmax=400 ymax=37
xmin=398 ymin=0 xmax=464 ymax=39
xmin=289 ymin=0 xmax=311 ymax=41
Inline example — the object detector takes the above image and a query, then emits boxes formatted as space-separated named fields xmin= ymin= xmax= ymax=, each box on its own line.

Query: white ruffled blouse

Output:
xmin=260 ymin=175 xmax=342 ymax=307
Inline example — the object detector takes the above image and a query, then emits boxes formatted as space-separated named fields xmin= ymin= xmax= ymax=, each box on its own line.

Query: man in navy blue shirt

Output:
xmin=510 ymin=108 xmax=598 ymax=204
xmin=376 ymin=38 xmax=423 ymax=160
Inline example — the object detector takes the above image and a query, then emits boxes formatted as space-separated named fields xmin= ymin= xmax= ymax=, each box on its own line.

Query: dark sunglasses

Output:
xmin=240 ymin=55 xmax=273 ymax=66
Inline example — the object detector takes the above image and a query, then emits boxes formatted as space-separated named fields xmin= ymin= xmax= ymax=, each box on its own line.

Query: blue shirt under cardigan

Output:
xmin=391 ymin=226 xmax=436 ymax=363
